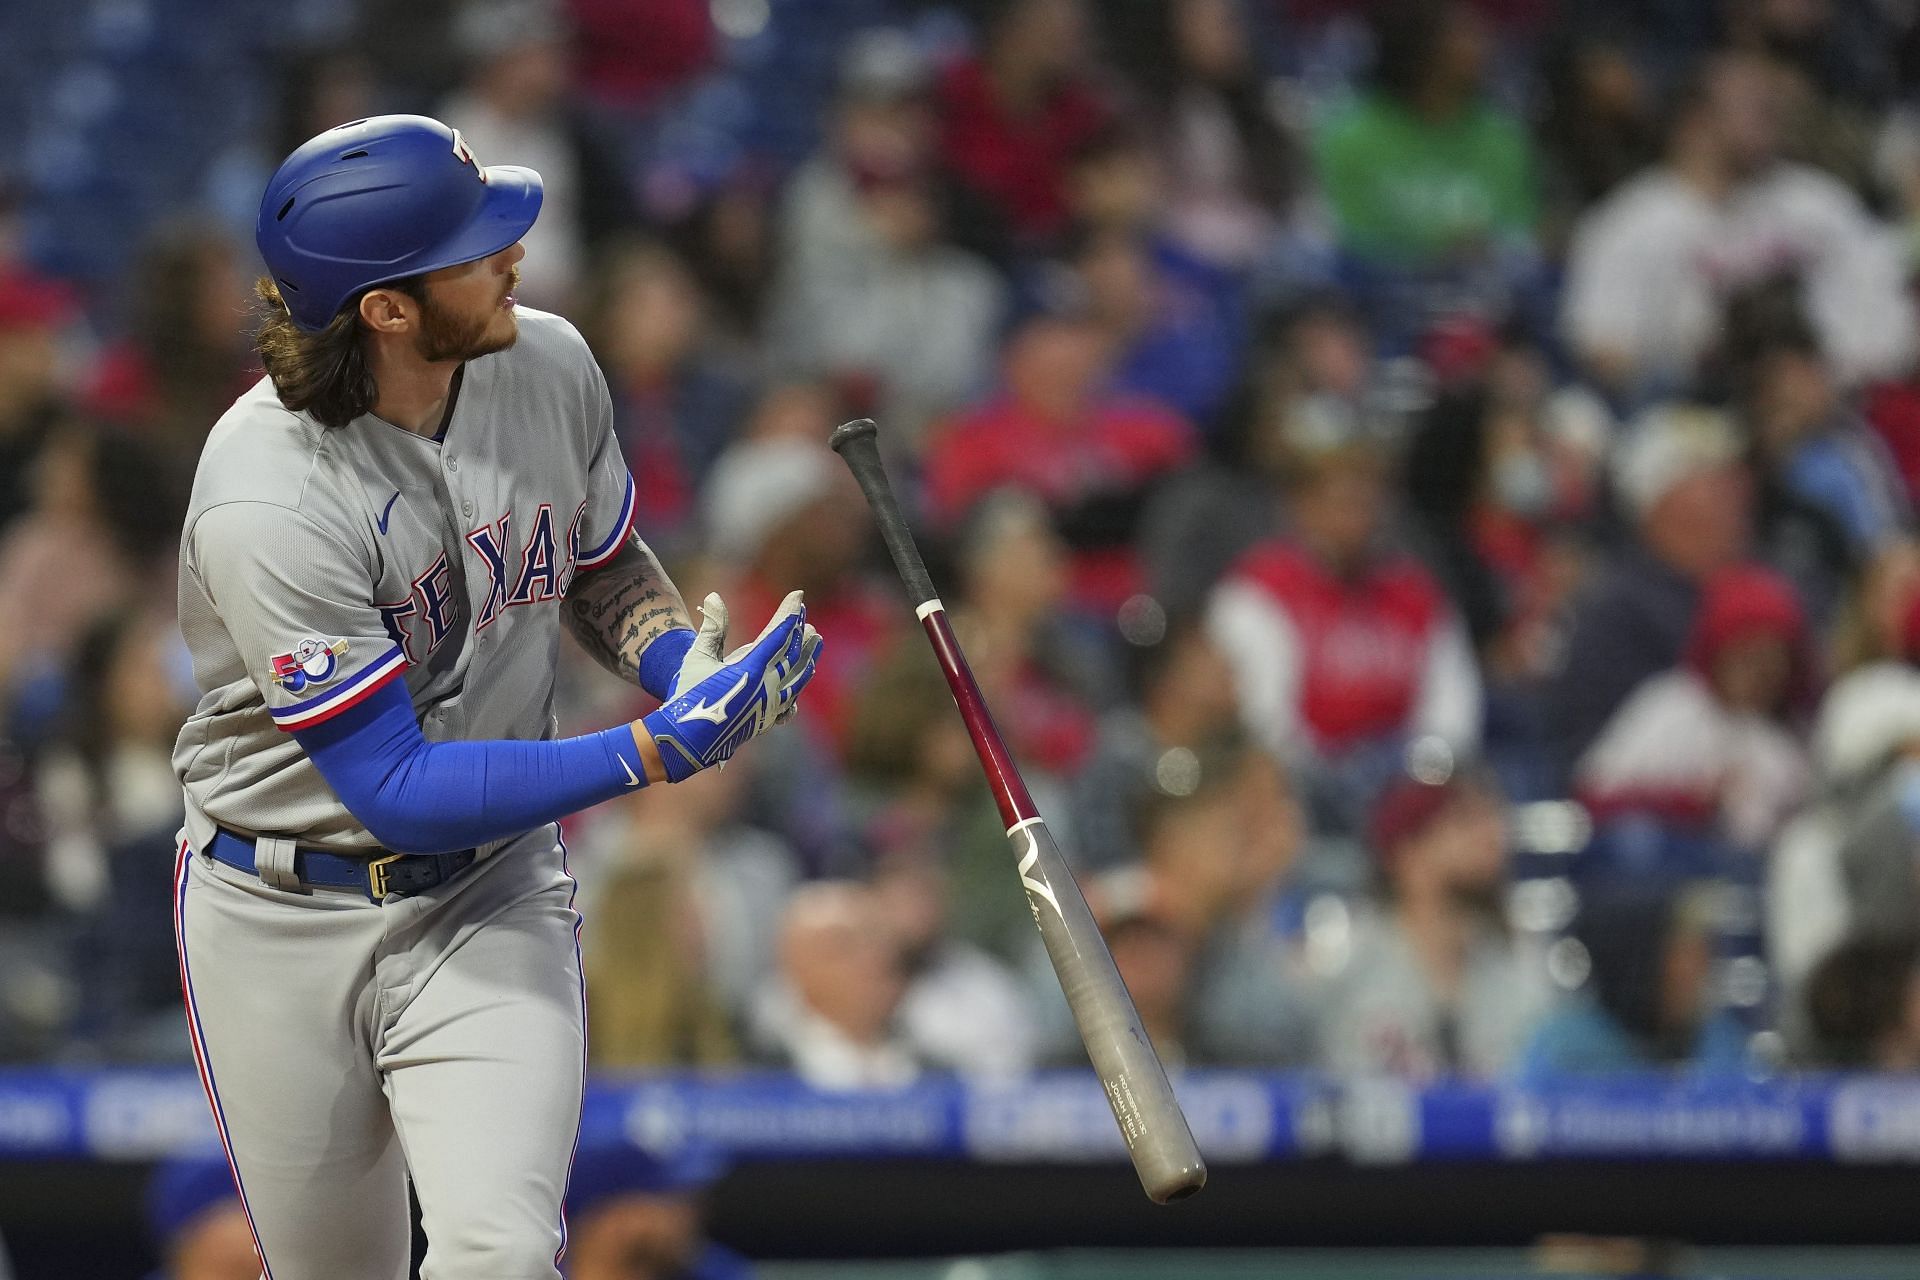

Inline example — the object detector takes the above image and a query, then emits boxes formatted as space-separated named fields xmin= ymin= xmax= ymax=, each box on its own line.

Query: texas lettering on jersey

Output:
xmin=378 ymin=497 xmax=591 ymax=662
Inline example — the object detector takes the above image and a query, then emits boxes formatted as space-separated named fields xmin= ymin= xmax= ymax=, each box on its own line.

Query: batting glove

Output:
xmin=645 ymin=598 xmax=822 ymax=781
xmin=671 ymin=590 xmax=818 ymax=726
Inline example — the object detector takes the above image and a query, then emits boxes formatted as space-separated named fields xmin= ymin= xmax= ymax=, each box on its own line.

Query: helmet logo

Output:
xmin=449 ymin=128 xmax=487 ymax=184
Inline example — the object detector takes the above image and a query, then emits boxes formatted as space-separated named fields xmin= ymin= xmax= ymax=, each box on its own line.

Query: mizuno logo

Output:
xmin=679 ymin=673 xmax=747 ymax=725
xmin=618 ymin=755 xmax=641 ymax=787
xmin=376 ymin=490 xmax=401 ymax=535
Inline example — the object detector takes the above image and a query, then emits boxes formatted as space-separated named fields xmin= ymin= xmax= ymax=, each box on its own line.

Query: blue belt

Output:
xmin=205 ymin=829 xmax=477 ymax=902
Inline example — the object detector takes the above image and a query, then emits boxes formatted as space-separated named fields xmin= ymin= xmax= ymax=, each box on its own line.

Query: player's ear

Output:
xmin=358 ymin=287 xmax=414 ymax=334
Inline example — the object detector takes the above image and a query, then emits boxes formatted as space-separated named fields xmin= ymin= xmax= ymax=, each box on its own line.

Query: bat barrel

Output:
xmin=1013 ymin=812 xmax=1208 ymax=1202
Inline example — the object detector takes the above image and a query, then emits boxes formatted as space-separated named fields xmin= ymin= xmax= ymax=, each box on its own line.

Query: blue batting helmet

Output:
xmin=256 ymin=114 xmax=543 ymax=331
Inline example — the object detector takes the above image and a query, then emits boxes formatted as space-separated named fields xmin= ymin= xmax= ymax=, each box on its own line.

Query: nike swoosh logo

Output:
xmin=375 ymin=490 xmax=401 ymax=535
xmin=618 ymin=755 xmax=641 ymax=787
xmin=679 ymin=673 xmax=748 ymax=725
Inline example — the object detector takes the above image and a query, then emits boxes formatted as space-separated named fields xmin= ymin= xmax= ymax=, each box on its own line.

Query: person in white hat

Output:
xmin=1544 ymin=404 xmax=1751 ymax=777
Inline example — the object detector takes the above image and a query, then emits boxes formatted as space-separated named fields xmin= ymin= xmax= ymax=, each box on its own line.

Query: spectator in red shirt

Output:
xmin=1206 ymin=400 xmax=1481 ymax=820
xmin=923 ymin=312 xmax=1196 ymax=615
xmin=936 ymin=0 xmax=1114 ymax=254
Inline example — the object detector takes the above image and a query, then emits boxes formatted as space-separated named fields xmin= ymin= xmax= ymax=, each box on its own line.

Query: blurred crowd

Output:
xmin=10 ymin=0 xmax=1920 ymax=1093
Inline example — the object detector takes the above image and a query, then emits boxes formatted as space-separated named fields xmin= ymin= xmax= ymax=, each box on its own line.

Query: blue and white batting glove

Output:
xmin=672 ymin=589 xmax=816 ymax=726
xmin=644 ymin=598 xmax=822 ymax=782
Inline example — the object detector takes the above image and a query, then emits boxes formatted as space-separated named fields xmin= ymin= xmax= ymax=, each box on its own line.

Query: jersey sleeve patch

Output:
xmin=269 ymin=637 xmax=350 ymax=693
xmin=575 ymin=473 xmax=637 ymax=571
xmin=269 ymin=643 xmax=408 ymax=730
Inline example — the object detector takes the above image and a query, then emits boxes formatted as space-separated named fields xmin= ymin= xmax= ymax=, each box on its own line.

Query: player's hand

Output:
xmin=671 ymin=590 xmax=819 ymax=726
xmin=642 ymin=600 xmax=822 ymax=782
xmin=668 ymin=591 xmax=733 ymax=698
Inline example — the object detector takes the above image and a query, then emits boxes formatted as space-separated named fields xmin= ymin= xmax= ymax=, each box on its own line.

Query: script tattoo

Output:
xmin=562 ymin=532 xmax=692 ymax=686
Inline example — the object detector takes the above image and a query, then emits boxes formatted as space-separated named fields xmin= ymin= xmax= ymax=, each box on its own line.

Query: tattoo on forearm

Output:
xmin=563 ymin=532 xmax=692 ymax=684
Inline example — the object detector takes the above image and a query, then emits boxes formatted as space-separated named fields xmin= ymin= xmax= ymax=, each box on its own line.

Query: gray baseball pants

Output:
xmin=172 ymin=826 xmax=587 ymax=1280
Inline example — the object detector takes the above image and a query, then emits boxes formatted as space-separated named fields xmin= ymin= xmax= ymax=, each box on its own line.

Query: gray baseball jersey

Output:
xmin=172 ymin=306 xmax=637 ymax=852
xmin=171 ymin=307 xmax=634 ymax=1279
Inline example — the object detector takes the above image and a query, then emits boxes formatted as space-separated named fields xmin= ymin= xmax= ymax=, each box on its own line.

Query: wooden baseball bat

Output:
xmin=829 ymin=418 xmax=1207 ymax=1204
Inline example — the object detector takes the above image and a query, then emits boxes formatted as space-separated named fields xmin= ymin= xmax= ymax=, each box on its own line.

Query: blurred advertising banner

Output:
xmin=4 ymin=1068 xmax=1920 ymax=1164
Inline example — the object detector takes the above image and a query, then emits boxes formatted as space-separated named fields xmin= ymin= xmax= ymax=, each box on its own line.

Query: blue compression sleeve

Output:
xmin=291 ymin=676 xmax=650 ymax=854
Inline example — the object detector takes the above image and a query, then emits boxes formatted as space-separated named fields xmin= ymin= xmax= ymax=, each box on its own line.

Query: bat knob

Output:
xmin=829 ymin=418 xmax=879 ymax=454
xmin=1150 ymin=1166 xmax=1208 ymax=1204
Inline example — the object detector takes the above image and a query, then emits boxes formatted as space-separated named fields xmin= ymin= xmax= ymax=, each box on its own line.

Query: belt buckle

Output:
xmin=366 ymin=852 xmax=406 ymax=900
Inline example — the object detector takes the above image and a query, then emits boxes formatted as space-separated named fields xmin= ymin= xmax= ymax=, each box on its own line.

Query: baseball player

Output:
xmin=170 ymin=114 xmax=821 ymax=1280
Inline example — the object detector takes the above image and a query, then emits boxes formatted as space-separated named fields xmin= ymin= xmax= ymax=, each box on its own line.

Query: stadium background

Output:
xmin=7 ymin=0 xmax=1920 ymax=1275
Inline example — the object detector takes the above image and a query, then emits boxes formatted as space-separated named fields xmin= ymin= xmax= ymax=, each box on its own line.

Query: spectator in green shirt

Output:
xmin=1313 ymin=0 xmax=1537 ymax=276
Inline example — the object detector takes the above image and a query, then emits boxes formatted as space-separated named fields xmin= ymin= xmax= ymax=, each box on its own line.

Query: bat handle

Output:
xmin=829 ymin=419 xmax=938 ymax=607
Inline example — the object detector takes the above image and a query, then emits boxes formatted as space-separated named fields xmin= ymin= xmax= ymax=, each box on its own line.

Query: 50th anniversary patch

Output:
xmin=269 ymin=638 xmax=350 ymax=692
